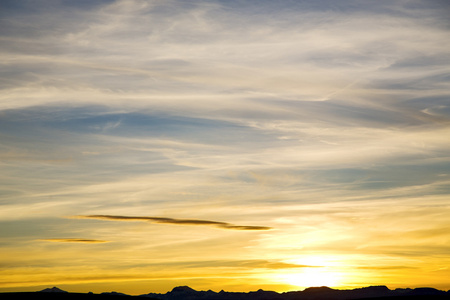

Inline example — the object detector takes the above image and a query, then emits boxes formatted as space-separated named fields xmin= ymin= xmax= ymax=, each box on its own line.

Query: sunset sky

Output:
xmin=1 ymin=0 xmax=450 ymax=295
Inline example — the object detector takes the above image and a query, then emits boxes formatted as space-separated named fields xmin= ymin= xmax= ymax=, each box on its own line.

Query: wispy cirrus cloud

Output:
xmin=74 ymin=214 xmax=272 ymax=231
xmin=136 ymin=259 xmax=321 ymax=270
xmin=40 ymin=238 xmax=109 ymax=243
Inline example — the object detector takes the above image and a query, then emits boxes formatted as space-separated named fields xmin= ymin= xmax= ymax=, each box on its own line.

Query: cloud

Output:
xmin=230 ymin=259 xmax=322 ymax=269
xmin=137 ymin=259 xmax=321 ymax=270
xmin=40 ymin=238 xmax=109 ymax=243
xmin=75 ymin=214 xmax=272 ymax=231
xmin=2 ymin=0 xmax=449 ymax=114
xmin=357 ymin=265 xmax=418 ymax=270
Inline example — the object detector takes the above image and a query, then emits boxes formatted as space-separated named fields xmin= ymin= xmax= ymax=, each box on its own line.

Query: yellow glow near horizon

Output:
xmin=279 ymin=268 xmax=341 ymax=289
xmin=275 ymin=256 xmax=343 ymax=289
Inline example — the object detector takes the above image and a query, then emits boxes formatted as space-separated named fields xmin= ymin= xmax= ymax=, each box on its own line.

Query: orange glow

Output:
xmin=278 ymin=267 xmax=341 ymax=289
xmin=274 ymin=257 xmax=342 ymax=289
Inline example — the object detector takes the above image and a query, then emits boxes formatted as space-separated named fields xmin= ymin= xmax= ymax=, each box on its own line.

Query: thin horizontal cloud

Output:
xmin=357 ymin=265 xmax=418 ymax=270
xmin=40 ymin=238 xmax=109 ymax=243
xmin=231 ymin=259 xmax=322 ymax=269
xmin=75 ymin=214 xmax=272 ymax=231
xmin=137 ymin=259 xmax=321 ymax=270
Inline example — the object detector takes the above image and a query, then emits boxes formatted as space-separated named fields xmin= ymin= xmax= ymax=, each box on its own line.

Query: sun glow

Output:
xmin=280 ymin=267 xmax=341 ymax=289
xmin=277 ymin=257 xmax=342 ymax=289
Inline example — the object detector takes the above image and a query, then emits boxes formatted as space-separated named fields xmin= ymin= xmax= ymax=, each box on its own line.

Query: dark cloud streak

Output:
xmin=40 ymin=238 xmax=109 ymax=243
xmin=76 ymin=214 xmax=272 ymax=231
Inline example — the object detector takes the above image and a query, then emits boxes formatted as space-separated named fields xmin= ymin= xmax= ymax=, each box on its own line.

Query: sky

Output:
xmin=1 ymin=0 xmax=450 ymax=295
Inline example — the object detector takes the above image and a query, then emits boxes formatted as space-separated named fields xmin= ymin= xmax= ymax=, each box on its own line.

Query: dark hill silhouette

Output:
xmin=1 ymin=286 xmax=449 ymax=300
xmin=142 ymin=285 xmax=450 ymax=300
xmin=39 ymin=286 xmax=69 ymax=293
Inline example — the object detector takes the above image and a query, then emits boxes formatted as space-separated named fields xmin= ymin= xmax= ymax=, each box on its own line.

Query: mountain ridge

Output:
xmin=141 ymin=285 xmax=450 ymax=300
xmin=1 ymin=285 xmax=450 ymax=300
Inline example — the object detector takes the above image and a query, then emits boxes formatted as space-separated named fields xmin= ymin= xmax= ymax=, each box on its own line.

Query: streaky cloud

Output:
xmin=231 ymin=259 xmax=322 ymax=269
xmin=75 ymin=214 xmax=272 ymax=231
xmin=357 ymin=265 xmax=418 ymax=270
xmin=39 ymin=238 xmax=109 ymax=243
xmin=143 ymin=259 xmax=322 ymax=269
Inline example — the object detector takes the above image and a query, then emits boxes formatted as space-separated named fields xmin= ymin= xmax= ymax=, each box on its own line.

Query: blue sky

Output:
xmin=1 ymin=0 xmax=450 ymax=294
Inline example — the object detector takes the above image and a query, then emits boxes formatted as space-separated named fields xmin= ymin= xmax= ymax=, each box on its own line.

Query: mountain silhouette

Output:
xmin=141 ymin=285 xmax=450 ymax=300
xmin=39 ymin=286 xmax=69 ymax=293
xmin=1 ymin=285 xmax=450 ymax=300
